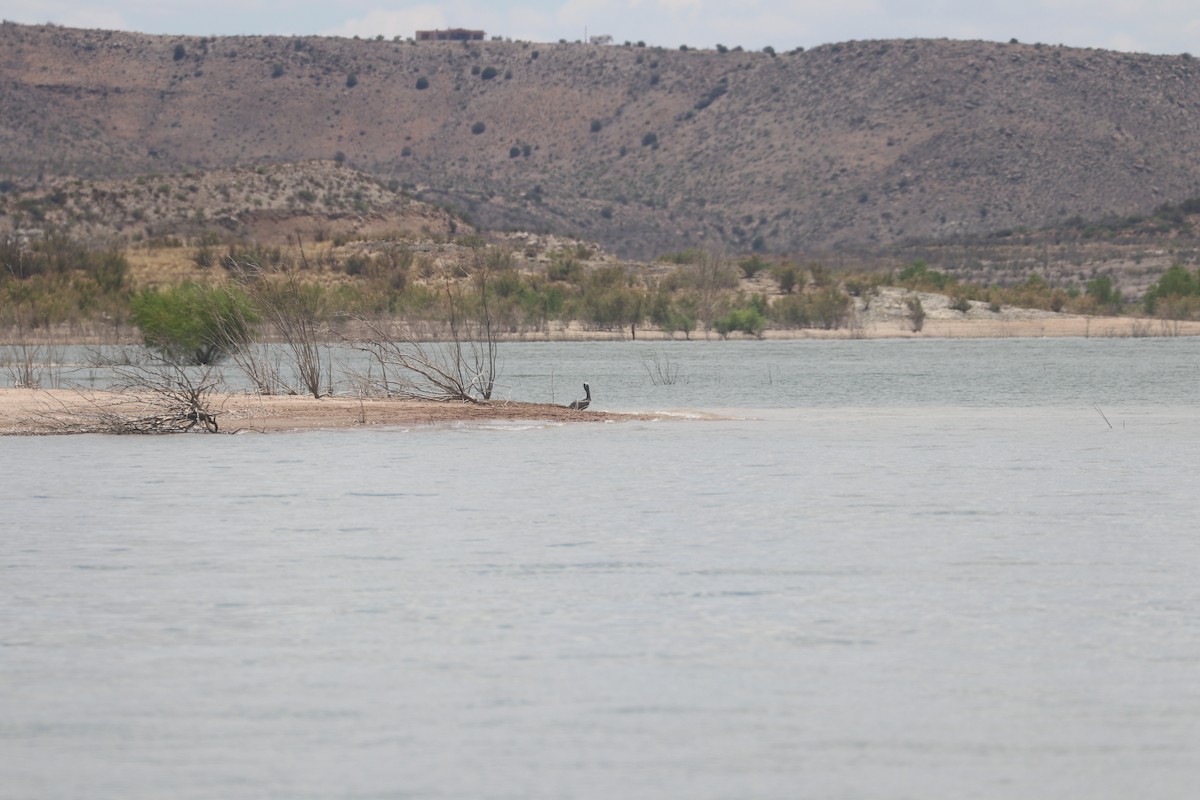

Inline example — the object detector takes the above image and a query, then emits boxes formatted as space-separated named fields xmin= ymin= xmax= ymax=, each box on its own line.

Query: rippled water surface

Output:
xmin=3 ymin=339 xmax=1200 ymax=799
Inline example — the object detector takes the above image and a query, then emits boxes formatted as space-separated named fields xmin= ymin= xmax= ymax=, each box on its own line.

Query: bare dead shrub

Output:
xmin=345 ymin=251 xmax=501 ymax=402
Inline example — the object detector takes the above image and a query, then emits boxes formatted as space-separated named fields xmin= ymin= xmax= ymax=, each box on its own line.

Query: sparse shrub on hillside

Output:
xmin=641 ymin=132 xmax=658 ymax=148
xmin=738 ymin=255 xmax=767 ymax=279
xmin=546 ymin=259 xmax=583 ymax=283
xmin=509 ymin=146 xmax=521 ymax=158
xmin=897 ymin=260 xmax=949 ymax=291
xmin=343 ymin=254 xmax=370 ymax=276
xmin=271 ymin=63 xmax=284 ymax=78
xmin=193 ymin=239 xmax=217 ymax=269
xmin=173 ymin=44 xmax=186 ymax=61
xmin=773 ymin=265 xmax=800 ymax=294
xmin=658 ymin=248 xmax=703 ymax=265
xmin=224 ymin=241 xmax=285 ymax=271
xmin=695 ymin=83 xmax=728 ymax=111
xmin=415 ymin=76 xmax=429 ymax=90
xmin=590 ymin=119 xmax=602 ymax=133
xmin=949 ymin=294 xmax=972 ymax=313
xmin=481 ymin=66 xmax=498 ymax=80
xmin=1143 ymin=264 xmax=1200 ymax=314
xmin=471 ymin=122 xmax=486 ymax=135
xmin=906 ymin=295 xmax=926 ymax=332
xmin=1085 ymin=275 xmax=1120 ymax=309
xmin=345 ymin=72 xmax=358 ymax=88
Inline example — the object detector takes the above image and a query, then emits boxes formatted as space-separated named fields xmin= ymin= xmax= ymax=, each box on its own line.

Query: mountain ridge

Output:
xmin=4 ymin=22 xmax=1200 ymax=259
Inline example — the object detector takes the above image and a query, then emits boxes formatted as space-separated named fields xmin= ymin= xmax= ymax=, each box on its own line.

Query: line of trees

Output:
xmin=9 ymin=233 xmax=1200 ymax=355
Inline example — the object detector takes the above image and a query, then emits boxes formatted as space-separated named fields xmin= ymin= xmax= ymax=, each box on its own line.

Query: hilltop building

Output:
xmin=416 ymin=28 xmax=485 ymax=42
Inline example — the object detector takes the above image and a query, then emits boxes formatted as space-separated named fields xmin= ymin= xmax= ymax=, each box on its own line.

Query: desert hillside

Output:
xmin=5 ymin=23 xmax=1200 ymax=259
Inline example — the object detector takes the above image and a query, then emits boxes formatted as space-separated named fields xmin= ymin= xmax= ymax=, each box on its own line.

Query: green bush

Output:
xmin=714 ymin=307 xmax=766 ymax=338
xmin=898 ymin=260 xmax=949 ymax=291
xmin=471 ymin=122 xmax=486 ymax=135
xmin=773 ymin=265 xmax=800 ymax=294
xmin=1085 ymin=275 xmax=1118 ymax=306
xmin=768 ymin=287 xmax=852 ymax=330
xmin=130 ymin=284 xmax=258 ymax=365
xmin=738 ymin=256 xmax=768 ymax=279
xmin=546 ymin=259 xmax=583 ymax=283
xmin=1143 ymin=264 xmax=1199 ymax=313
xmin=575 ymin=284 xmax=644 ymax=330
xmin=415 ymin=76 xmax=429 ymax=90
xmin=649 ymin=292 xmax=697 ymax=337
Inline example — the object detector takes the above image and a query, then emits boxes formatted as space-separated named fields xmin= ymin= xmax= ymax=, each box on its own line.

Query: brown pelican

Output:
xmin=567 ymin=382 xmax=591 ymax=410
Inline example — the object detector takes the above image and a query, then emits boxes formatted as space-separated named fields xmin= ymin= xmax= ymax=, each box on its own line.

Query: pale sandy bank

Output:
xmin=0 ymin=389 xmax=653 ymax=436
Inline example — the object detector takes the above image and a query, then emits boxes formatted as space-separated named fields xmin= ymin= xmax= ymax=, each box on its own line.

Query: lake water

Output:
xmin=3 ymin=338 xmax=1199 ymax=799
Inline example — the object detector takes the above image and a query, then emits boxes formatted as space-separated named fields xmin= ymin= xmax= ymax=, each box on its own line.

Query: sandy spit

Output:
xmin=0 ymin=389 xmax=656 ymax=436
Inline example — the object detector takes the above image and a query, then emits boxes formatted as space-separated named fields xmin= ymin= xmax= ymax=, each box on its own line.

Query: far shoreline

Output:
xmin=554 ymin=315 xmax=1200 ymax=340
xmin=5 ymin=311 xmax=1200 ymax=348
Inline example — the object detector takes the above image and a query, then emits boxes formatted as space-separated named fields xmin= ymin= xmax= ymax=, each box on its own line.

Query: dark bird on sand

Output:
xmin=568 ymin=382 xmax=591 ymax=410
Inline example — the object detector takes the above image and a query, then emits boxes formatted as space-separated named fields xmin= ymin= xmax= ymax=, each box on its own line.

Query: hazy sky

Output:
xmin=5 ymin=0 xmax=1200 ymax=55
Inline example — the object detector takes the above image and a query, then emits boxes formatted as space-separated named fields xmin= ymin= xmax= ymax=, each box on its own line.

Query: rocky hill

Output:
xmin=0 ymin=160 xmax=461 ymax=247
xmin=5 ymin=22 xmax=1200 ymax=259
